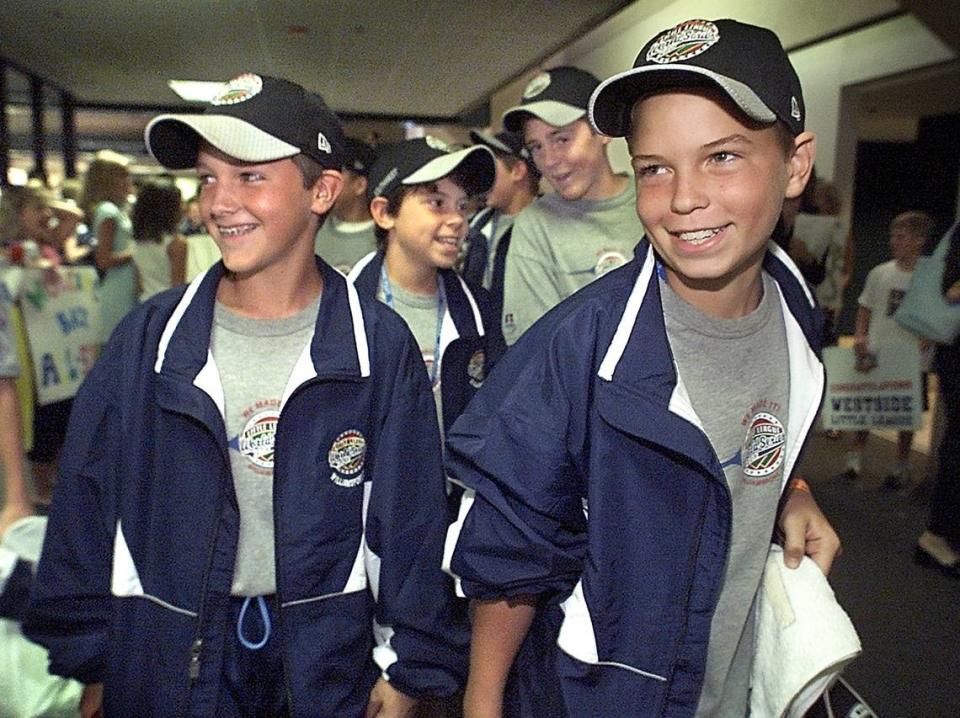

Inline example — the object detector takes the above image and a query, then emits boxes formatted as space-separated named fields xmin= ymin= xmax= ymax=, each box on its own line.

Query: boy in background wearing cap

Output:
xmin=461 ymin=130 xmax=540 ymax=329
xmin=445 ymin=20 xmax=840 ymax=717
xmin=499 ymin=66 xmax=641 ymax=345
xmin=25 ymin=74 xmax=464 ymax=718
xmin=350 ymin=137 xmax=496 ymax=438
xmin=314 ymin=136 xmax=380 ymax=273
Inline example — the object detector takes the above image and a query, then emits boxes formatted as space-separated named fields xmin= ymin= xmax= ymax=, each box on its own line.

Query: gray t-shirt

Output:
xmin=376 ymin=280 xmax=444 ymax=430
xmin=0 ymin=296 xmax=20 ymax=378
xmin=314 ymin=217 xmax=378 ymax=274
xmin=501 ymin=179 xmax=641 ymax=345
xmin=660 ymin=272 xmax=789 ymax=717
xmin=212 ymin=297 xmax=319 ymax=596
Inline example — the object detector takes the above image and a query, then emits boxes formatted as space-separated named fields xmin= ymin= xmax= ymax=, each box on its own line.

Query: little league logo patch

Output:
xmin=467 ymin=349 xmax=485 ymax=389
xmin=523 ymin=72 xmax=552 ymax=99
xmin=328 ymin=430 xmax=366 ymax=487
xmin=742 ymin=412 xmax=785 ymax=483
xmin=647 ymin=19 xmax=720 ymax=65
xmin=594 ymin=249 xmax=628 ymax=276
xmin=238 ymin=409 xmax=280 ymax=469
xmin=212 ymin=73 xmax=263 ymax=105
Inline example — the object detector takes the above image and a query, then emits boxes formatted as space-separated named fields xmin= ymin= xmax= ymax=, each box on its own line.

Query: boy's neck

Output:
xmin=383 ymin=250 xmax=438 ymax=296
xmin=583 ymin=170 xmax=628 ymax=203
xmin=665 ymin=264 xmax=764 ymax=320
xmin=333 ymin=201 xmax=371 ymax=224
xmin=217 ymin=261 xmax=323 ymax=319
xmin=504 ymin=189 xmax=536 ymax=217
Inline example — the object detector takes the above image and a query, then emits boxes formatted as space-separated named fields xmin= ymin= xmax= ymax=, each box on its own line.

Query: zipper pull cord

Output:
xmin=236 ymin=595 xmax=272 ymax=650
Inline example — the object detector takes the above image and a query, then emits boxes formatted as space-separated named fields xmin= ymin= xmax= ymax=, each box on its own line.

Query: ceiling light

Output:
xmin=167 ymin=80 xmax=224 ymax=103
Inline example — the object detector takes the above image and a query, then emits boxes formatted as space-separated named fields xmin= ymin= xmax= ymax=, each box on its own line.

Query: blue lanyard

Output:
xmin=380 ymin=266 xmax=446 ymax=385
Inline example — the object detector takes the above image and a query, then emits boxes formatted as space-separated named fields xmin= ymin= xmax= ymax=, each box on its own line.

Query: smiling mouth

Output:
xmin=218 ymin=224 xmax=257 ymax=237
xmin=436 ymin=236 xmax=459 ymax=247
xmin=674 ymin=226 xmax=725 ymax=245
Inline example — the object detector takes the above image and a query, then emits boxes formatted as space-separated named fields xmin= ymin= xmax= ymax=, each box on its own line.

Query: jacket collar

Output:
xmin=596 ymin=239 xmax=824 ymax=485
xmin=155 ymin=257 xmax=371 ymax=387
xmin=350 ymin=250 xmax=484 ymax=340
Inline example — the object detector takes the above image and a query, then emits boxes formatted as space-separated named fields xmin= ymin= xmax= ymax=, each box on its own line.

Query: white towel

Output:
xmin=750 ymin=545 xmax=862 ymax=718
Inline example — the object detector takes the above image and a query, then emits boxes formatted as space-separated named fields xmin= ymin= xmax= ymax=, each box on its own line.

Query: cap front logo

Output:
xmin=317 ymin=132 xmax=332 ymax=154
xmin=522 ymin=72 xmax=552 ymax=99
xmin=791 ymin=96 xmax=801 ymax=122
xmin=211 ymin=73 xmax=264 ymax=106
xmin=425 ymin=135 xmax=450 ymax=152
xmin=647 ymin=19 xmax=720 ymax=64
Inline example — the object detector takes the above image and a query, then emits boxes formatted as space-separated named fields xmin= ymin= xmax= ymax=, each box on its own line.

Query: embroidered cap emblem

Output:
xmin=211 ymin=73 xmax=264 ymax=106
xmin=328 ymin=429 xmax=366 ymax=487
xmin=317 ymin=132 xmax=332 ymax=154
xmin=523 ymin=72 xmax=552 ymax=99
xmin=646 ymin=19 xmax=720 ymax=65
xmin=791 ymin=96 xmax=801 ymax=122
xmin=425 ymin=135 xmax=450 ymax=152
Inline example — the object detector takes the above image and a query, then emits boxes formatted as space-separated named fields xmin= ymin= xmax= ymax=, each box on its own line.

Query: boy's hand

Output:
xmin=80 ymin=683 xmax=104 ymax=718
xmin=779 ymin=486 xmax=841 ymax=575
xmin=364 ymin=678 xmax=417 ymax=718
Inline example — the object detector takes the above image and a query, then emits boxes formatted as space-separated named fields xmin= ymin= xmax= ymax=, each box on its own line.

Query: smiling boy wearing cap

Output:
xmin=25 ymin=74 xmax=465 ymax=717
xmin=350 ymin=137 xmax=496 ymax=437
xmin=444 ymin=20 xmax=840 ymax=717
xmin=499 ymin=66 xmax=642 ymax=345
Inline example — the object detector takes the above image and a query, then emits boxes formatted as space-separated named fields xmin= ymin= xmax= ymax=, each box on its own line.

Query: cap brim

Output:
xmin=469 ymin=129 xmax=513 ymax=155
xmin=502 ymin=101 xmax=586 ymax=133
xmin=145 ymin=114 xmax=300 ymax=169
xmin=403 ymin=145 xmax=496 ymax=196
xmin=589 ymin=65 xmax=775 ymax=137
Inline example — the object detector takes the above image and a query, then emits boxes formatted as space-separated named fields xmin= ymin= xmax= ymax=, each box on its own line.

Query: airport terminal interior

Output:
xmin=1 ymin=1 xmax=958 ymax=716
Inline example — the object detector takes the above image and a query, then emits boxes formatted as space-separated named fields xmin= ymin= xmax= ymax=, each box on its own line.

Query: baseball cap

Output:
xmin=502 ymin=67 xmax=600 ymax=133
xmin=468 ymin=129 xmax=528 ymax=159
xmin=367 ymin=137 xmax=496 ymax=200
xmin=145 ymin=73 xmax=345 ymax=171
xmin=589 ymin=19 xmax=804 ymax=138
xmin=342 ymin=137 xmax=377 ymax=176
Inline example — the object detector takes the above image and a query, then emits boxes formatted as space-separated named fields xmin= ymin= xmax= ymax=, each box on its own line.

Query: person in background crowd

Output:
xmin=314 ymin=136 xmax=379 ymax=273
xmin=498 ymin=66 xmax=641 ymax=345
xmin=915 ymin=221 xmax=960 ymax=578
xmin=845 ymin=211 xmax=937 ymax=490
xmin=131 ymin=182 xmax=188 ymax=300
xmin=80 ymin=149 xmax=137 ymax=342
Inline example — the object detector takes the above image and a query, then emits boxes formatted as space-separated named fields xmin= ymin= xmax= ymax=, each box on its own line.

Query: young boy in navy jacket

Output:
xmin=350 ymin=138 xmax=497 ymax=437
xmin=26 ymin=74 xmax=464 ymax=718
xmin=445 ymin=20 xmax=841 ymax=718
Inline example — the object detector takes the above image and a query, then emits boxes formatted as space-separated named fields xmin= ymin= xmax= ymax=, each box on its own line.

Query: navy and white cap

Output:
xmin=367 ymin=137 xmax=496 ymax=200
xmin=145 ymin=73 xmax=345 ymax=171
xmin=589 ymin=19 xmax=805 ymax=138
xmin=342 ymin=137 xmax=377 ymax=176
xmin=468 ymin=129 xmax=528 ymax=159
xmin=502 ymin=67 xmax=600 ymax=133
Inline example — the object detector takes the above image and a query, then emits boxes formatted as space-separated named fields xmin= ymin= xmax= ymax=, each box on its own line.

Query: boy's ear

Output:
xmin=310 ymin=170 xmax=345 ymax=215
xmin=369 ymin=196 xmax=395 ymax=232
xmin=785 ymin=131 xmax=816 ymax=200
xmin=509 ymin=160 xmax=527 ymax=183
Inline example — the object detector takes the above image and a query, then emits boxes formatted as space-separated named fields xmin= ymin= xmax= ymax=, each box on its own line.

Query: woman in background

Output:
xmin=80 ymin=150 xmax=136 ymax=342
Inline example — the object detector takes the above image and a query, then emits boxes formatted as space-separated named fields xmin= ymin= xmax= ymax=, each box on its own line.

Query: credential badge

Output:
xmin=467 ymin=349 xmax=486 ymax=389
xmin=211 ymin=73 xmax=263 ymax=106
xmin=646 ymin=19 xmax=720 ymax=65
xmin=328 ymin=429 xmax=366 ymax=487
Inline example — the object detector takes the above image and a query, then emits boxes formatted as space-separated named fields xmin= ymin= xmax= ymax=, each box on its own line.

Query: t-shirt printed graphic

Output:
xmin=229 ymin=399 xmax=281 ymax=475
